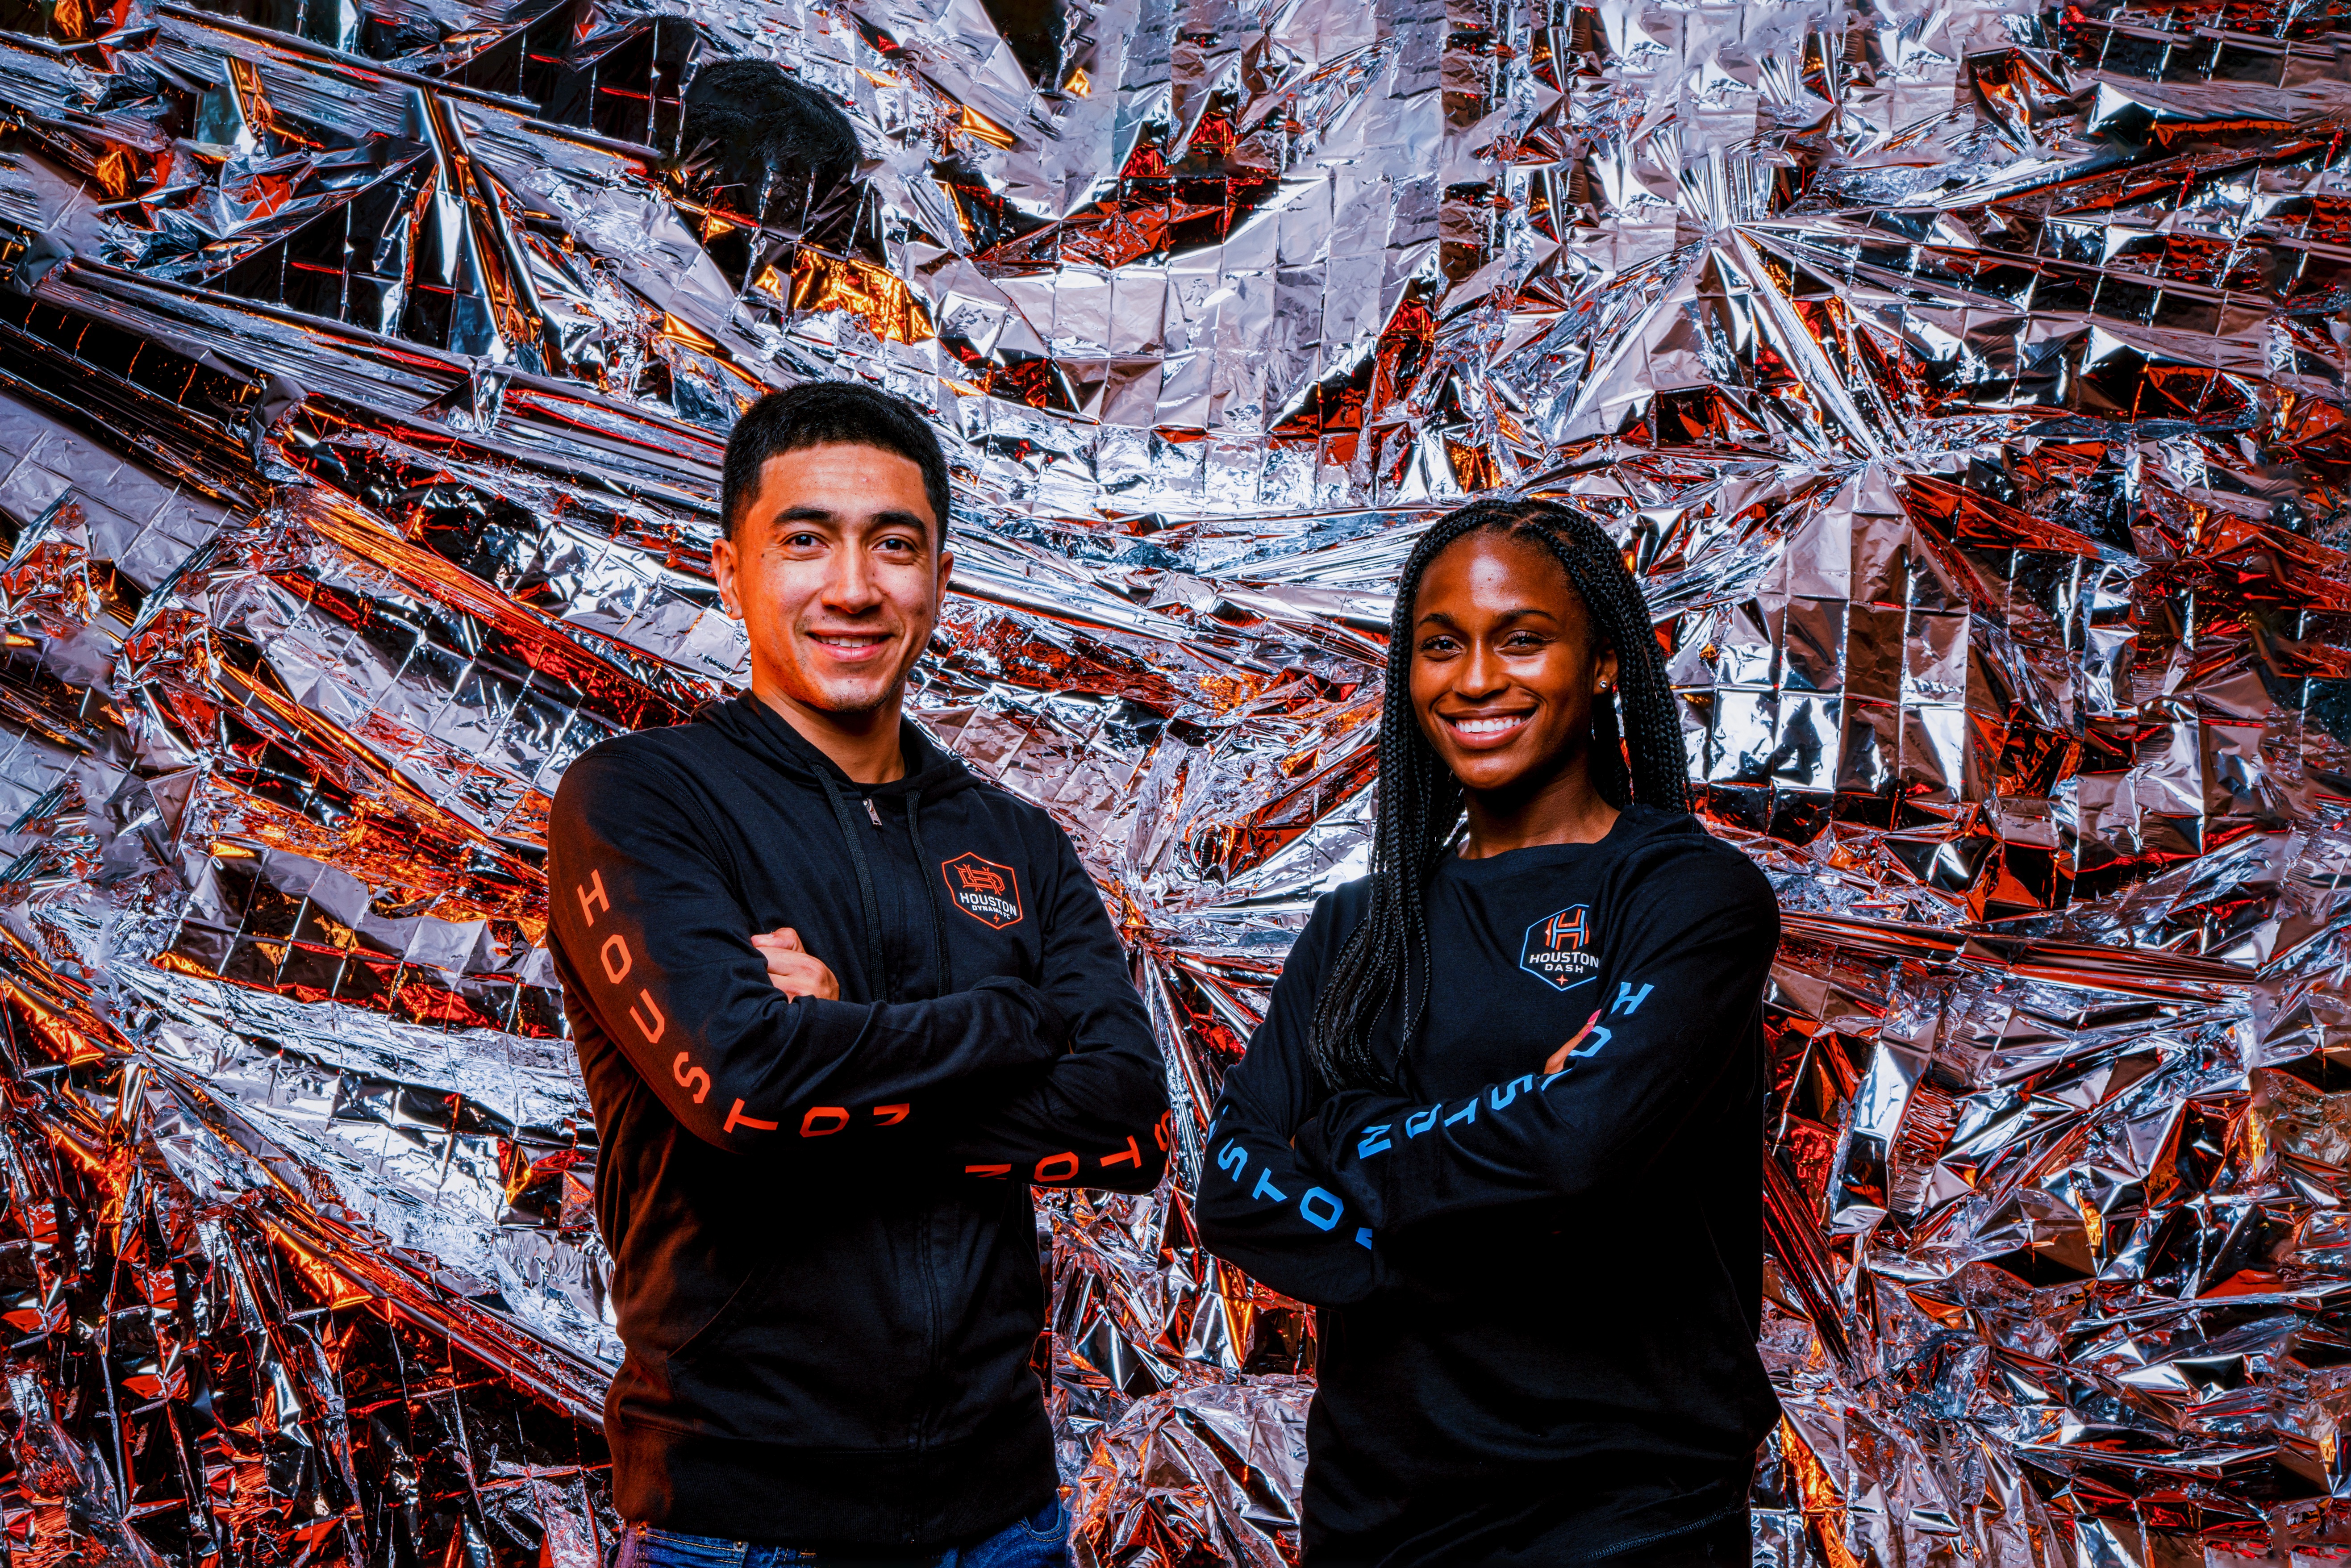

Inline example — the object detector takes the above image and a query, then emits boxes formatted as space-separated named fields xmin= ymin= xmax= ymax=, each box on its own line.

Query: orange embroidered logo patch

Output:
xmin=942 ymin=853 xmax=1022 ymax=929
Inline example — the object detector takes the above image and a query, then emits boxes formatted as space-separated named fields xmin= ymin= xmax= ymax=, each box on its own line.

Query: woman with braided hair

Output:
xmin=1195 ymin=497 xmax=1781 ymax=1566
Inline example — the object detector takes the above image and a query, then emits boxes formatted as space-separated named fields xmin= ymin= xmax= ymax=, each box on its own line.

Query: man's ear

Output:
xmin=713 ymin=530 xmax=742 ymax=618
xmin=934 ymin=546 xmax=955 ymax=618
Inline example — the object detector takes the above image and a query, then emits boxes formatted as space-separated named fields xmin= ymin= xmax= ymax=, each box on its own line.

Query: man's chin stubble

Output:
xmin=782 ymin=655 xmax=910 ymax=719
xmin=794 ymin=684 xmax=892 ymax=718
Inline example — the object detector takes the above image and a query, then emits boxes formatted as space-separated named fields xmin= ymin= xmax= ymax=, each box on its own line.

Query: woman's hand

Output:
xmin=1543 ymin=1009 xmax=1602 ymax=1076
xmin=750 ymin=926 xmax=840 ymax=1001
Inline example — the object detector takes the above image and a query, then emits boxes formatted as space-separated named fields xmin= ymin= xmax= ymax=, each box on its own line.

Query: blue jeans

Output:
xmin=611 ymin=1499 xmax=1069 ymax=1568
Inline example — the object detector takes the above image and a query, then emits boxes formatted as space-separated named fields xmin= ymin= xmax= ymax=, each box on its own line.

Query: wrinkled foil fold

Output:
xmin=7 ymin=0 xmax=2351 ymax=1557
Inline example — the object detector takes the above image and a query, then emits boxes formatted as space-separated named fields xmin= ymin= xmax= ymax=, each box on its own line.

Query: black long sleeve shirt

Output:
xmin=1195 ymin=806 xmax=1782 ymax=1566
xmin=546 ymin=696 xmax=1169 ymax=1549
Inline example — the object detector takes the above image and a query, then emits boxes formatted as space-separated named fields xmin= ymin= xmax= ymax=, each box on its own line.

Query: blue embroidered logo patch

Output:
xmin=1521 ymin=905 xmax=1600 ymax=991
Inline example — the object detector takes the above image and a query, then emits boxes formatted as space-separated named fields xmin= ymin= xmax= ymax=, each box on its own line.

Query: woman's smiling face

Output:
xmin=1408 ymin=529 xmax=1618 ymax=798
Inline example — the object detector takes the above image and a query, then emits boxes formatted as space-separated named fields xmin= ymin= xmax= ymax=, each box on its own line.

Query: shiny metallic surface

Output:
xmin=2 ymin=0 xmax=2348 ymax=1554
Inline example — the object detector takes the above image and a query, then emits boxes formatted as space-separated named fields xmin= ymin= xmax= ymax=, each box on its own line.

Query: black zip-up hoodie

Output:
xmin=546 ymin=696 xmax=1170 ymax=1549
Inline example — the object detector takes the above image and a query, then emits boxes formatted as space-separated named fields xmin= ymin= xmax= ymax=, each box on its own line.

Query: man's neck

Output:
xmin=754 ymin=684 xmax=907 ymax=785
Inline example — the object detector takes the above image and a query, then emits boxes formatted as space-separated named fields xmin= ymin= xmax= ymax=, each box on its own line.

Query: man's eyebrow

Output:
xmin=766 ymin=507 xmax=934 ymax=538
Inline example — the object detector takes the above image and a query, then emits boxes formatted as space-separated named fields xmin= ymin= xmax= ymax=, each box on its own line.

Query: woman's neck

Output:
xmin=1458 ymin=763 xmax=1619 ymax=858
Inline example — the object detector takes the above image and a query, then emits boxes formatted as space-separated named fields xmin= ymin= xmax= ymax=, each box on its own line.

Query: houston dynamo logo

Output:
xmin=942 ymin=853 xmax=1023 ymax=929
xmin=1521 ymin=904 xmax=1600 ymax=991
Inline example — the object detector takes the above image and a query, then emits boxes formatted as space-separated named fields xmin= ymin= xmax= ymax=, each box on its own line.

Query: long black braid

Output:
xmin=1307 ymin=498 xmax=1690 ymax=1097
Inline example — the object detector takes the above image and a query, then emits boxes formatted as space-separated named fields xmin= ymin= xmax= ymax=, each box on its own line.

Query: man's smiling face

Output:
xmin=712 ymin=443 xmax=951 ymax=724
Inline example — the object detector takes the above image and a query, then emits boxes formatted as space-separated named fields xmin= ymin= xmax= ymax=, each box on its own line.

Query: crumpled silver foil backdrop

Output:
xmin=3 ymin=0 xmax=2350 ymax=1552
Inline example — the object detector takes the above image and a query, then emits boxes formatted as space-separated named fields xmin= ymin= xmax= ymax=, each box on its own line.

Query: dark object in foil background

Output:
xmin=5 ymin=0 xmax=2351 ymax=1555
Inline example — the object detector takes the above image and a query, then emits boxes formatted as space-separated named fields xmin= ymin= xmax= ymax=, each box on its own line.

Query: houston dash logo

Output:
xmin=942 ymin=853 xmax=1022 ymax=929
xmin=1521 ymin=904 xmax=1600 ymax=991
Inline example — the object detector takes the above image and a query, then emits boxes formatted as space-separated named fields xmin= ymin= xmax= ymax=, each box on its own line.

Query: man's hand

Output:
xmin=751 ymin=927 xmax=840 ymax=1001
xmin=1543 ymin=1010 xmax=1603 ymax=1076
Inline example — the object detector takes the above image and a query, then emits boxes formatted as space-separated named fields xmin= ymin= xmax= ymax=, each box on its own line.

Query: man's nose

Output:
xmin=823 ymin=546 xmax=882 ymax=611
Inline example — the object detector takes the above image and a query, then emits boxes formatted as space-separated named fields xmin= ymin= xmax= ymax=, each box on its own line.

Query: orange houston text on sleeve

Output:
xmin=799 ymin=1105 xmax=917 ymax=1136
xmin=966 ymin=1116 xmax=1171 ymax=1182
xmin=577 ymin=867 xmax=728 ymax=1129
xmin=577 ymin=868 xmax=611 ymax=926
xmin=572 ymin=868 xmax=923 ymax=1146
xmin=576 ymin=873 xmax=679 ymax=1058
xmin=725 ymin=1100 xmax=779 ymax=1134
xmin=630 ymin=991 xmax=667 ymax=1043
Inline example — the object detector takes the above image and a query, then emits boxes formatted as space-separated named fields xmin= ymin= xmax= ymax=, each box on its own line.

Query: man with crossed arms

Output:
xmin=549 ymin=382 xmax=1168 ymax=1567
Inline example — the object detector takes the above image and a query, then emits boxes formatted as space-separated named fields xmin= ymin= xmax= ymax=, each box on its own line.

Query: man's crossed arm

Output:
xmin=550 ymin=751 xmax=1168 ymax=1191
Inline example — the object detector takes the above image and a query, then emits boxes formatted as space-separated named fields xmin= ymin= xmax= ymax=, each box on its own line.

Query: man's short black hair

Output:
xmin=720 ymin=382 xmax=953 ymax=546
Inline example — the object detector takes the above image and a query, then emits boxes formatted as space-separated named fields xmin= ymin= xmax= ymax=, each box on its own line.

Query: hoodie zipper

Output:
xmin=858 ymin=786 xmax=941 ymax=1459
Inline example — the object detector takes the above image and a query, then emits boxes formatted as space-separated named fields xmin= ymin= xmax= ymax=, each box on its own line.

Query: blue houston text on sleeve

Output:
xmin=1212 ymin=1132 xmax=1367 ymax=1244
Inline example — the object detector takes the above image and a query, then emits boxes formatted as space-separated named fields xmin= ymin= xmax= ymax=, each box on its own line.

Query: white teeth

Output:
xmin=1454 ymin=716 xmax=1522 ymax=734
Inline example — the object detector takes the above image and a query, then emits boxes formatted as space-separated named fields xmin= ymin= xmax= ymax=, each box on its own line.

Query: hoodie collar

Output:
xmin=704 ymin=694 xmax=976 ymax=801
